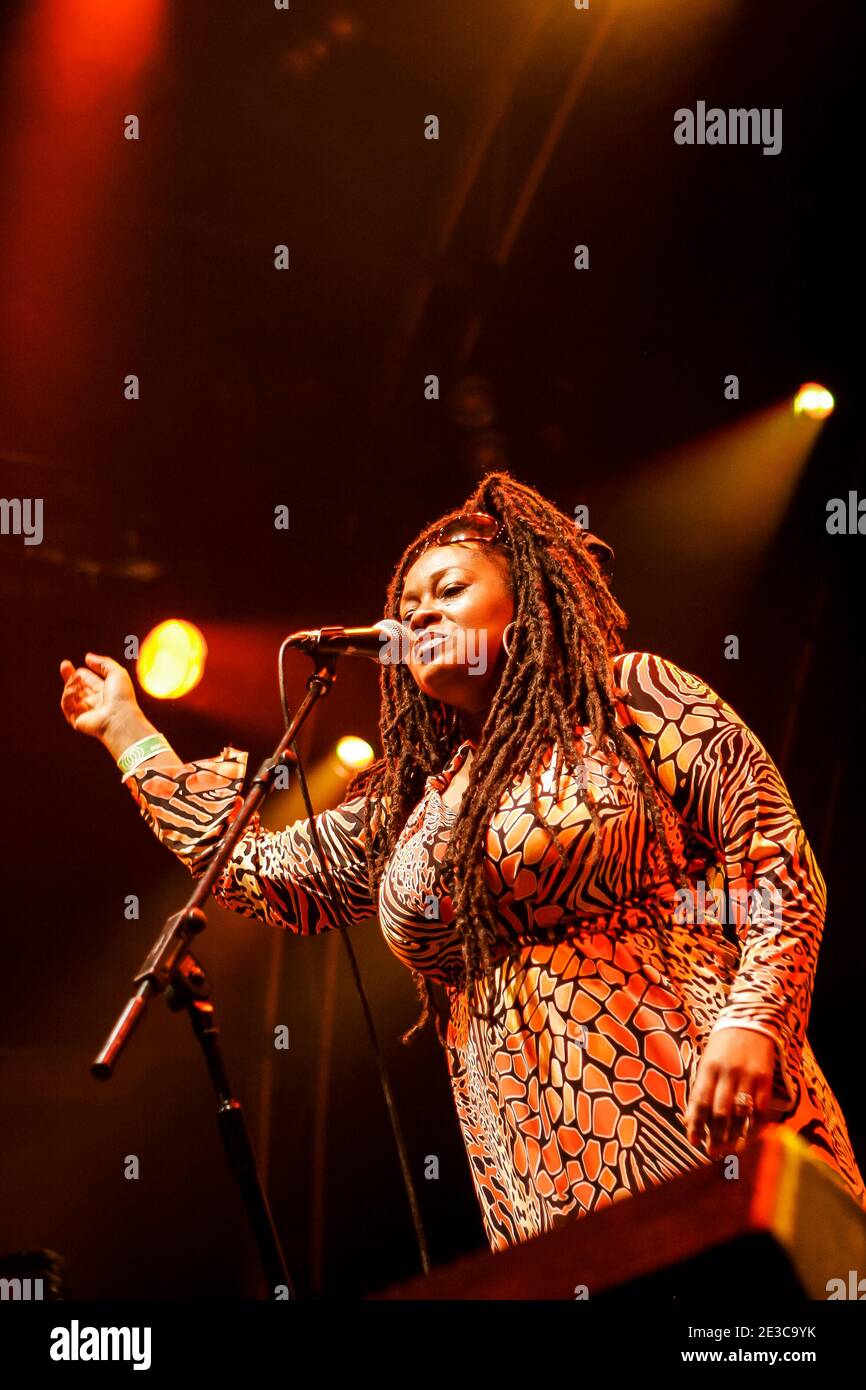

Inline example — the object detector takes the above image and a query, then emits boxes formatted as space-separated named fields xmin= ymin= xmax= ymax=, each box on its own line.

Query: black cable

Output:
xmin=276 ymin=641 xmax=431 ymax=1276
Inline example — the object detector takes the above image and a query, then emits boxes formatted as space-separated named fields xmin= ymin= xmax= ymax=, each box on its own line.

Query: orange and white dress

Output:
xmin=124 ymin=651 xmax=866 ymax=1251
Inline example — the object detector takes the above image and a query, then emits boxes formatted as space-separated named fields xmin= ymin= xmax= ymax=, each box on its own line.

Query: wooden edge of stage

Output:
xmin=369 ymin=1125 xmax=866 ymax=1300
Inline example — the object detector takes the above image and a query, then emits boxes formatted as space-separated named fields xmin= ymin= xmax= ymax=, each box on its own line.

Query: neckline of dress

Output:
xmin=435 ymin=790 xmax=459 ymax=821
xmin=425 ymin=738 xmax=476 ymax=803
xmin=446 ymin=738 xmax=476 ymax=775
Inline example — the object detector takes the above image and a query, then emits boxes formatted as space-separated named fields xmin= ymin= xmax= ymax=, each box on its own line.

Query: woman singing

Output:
xmin=59 ymin=471 xmax=866 ymax=1253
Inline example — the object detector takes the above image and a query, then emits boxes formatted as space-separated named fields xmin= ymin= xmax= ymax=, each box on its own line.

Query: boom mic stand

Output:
xmin=91 ymin=655 xmax=341 ymax=1300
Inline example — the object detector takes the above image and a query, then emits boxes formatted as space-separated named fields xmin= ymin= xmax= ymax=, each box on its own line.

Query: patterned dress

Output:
xmin=125 ymin=651 xmax=866 ymax=1252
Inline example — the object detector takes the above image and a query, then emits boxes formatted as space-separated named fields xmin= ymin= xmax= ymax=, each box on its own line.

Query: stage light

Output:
xmin=329 ymin=13 xmax=361 ymax=41
xmin=283 ymin=46 xmax=316 ymax=75
xmin=794 ymin=383 xmax=834 ymax=419
xmin=137 ymin=619 xmax=207 ymax=699
xmin=335 ymin=736 xmax=375 ymax=771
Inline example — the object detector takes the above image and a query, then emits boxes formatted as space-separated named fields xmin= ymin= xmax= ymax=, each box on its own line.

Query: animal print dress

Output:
xmin=124 ymin=652 xmax=866 ymax=1252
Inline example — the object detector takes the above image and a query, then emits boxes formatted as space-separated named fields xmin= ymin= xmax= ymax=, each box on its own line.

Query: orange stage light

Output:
xmin=793 ymin=383 xmax=835 ymax=420
xmin=137 ymin=620 xmax=207 ymax=699
xmin=335 ymin=736 xmax=375 ymax=771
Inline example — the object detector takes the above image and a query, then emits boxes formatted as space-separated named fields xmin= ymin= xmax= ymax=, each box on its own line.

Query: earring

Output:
xmin=502 ymin=621 xmax=516 ymax=657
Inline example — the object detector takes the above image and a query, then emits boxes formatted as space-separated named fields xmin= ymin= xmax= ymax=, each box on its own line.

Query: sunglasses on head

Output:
xmin=408 ymin=511 xmax=614 ymax=566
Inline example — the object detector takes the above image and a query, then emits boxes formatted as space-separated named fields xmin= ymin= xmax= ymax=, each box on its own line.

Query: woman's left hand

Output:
xmin=685 ymin=1027 xmax=777 ymax=1157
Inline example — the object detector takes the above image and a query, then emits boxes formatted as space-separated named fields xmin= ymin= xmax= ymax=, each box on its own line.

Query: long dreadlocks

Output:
xmin=346 ymin=471 xmax=690 ymax=1047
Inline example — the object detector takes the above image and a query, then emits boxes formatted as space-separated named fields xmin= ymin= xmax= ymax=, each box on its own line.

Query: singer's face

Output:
xmin=398 ymin=543 xmax=514 ymax=712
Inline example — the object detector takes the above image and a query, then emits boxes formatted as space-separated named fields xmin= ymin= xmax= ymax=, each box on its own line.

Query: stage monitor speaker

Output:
xmin=372 ymin=1125 xmax=866 ymax=1300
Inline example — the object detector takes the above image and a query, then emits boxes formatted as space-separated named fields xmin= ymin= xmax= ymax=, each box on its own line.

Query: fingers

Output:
xmin=60 ymin=654 xmax=118 ymax=686
xmin=709 ymin=1071 xmax=741 ymax=1153
xmin=59 ymin=658 xmax=100 ymax=728
xmin=60 ymin=675 xmax=86 ymax=726
xmin=688 ymin=1032 xmax=778 ymax=1157
xmin=747 ymin=1073 xmax=775 ymax=1139
xmin=688 ymin=1072 xmax=768 ymax=1157
xmin=84 ymin=652 xmax=120 ymax=677
xmin=686 ymin=1064 xmax=717 ymax=1148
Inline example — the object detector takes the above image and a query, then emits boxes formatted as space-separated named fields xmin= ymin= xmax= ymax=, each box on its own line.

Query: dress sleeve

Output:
xmin=612 ymin=651 xmax=827 ymax=1111
xmin=124 ymin=745 xmax=379 ymax=933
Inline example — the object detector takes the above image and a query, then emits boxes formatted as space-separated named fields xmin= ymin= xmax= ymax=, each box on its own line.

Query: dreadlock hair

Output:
xmin=346 ymin=470 xmax=691 ymax=1049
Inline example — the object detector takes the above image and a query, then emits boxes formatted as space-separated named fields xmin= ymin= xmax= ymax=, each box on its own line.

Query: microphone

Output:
xmin=285 ymin=620 xmax=411 ymax=663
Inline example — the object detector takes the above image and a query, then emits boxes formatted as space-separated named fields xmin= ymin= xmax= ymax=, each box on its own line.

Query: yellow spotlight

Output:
xmin=335 ymin=735 xmax=375 ymax=771
xmin=794 ymin=382 xmax=834 ymax=419
xmin=138 ymin=619 xmax=207 ymax=699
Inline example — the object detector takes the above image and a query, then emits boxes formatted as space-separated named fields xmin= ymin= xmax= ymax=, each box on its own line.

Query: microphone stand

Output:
xmin=92 ymin=656 xmax=340 ymax=1300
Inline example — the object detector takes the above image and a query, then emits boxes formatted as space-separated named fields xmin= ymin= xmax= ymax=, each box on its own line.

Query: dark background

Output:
xmin=0 ymin=0 xmax=863 ymax=1298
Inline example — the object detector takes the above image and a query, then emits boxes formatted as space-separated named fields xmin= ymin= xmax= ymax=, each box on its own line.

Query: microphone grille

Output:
xmin=376 ymin=619 xmax=411 ymax=665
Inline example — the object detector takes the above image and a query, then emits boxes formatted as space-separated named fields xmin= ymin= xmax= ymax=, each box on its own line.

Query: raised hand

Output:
xmin=59 ymin=652 xmax=152 ymax=756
